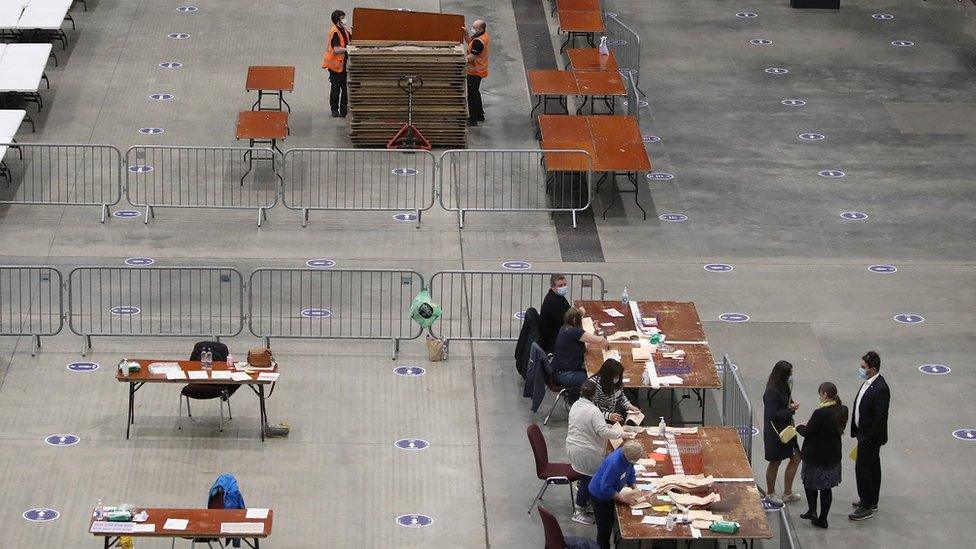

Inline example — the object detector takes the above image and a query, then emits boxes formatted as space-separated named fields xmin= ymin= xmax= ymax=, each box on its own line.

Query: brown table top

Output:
xmin=236 ymin=111 xmax=288 ymax=140
xmin=589 ymin=115 xmax=643 ymax=144
xmin=89 ymin=508 xmax=273 ymax=538
xmin=616 ymin=428 xmax=771 ymax=540
xmin=567 ymin=48 xmax=619 ymax=71
xmin=116 ymin=359 xmax=277 ymax=384
xmin=556 ymin=0 xmax=601 ymax=11
xmin=528 ymin=69 xmax=580 ymax=95
xmin=539 ymin=114 xmax=591 ymax=142
xmin=539 ymin=115 xmax=650 ymax=173
xmin=245 ymin=65 xmax=295 ymax=92
xmin=574 ymin=70 xmax=627 ymax=96
xmin=593 ymin=140 xmax=652 ymax=172
xmin=559 ymin=11 xmax=606 ymax=33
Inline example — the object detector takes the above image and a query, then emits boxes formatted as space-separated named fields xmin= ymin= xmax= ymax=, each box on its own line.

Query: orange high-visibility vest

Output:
xmin=321 ymin=25 xmax=349 ymax=73
xmin=466 ymin=32 xmax=490 ymax=78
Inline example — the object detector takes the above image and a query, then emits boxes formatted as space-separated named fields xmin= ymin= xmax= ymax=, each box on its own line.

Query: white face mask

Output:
xmin=555 ymin=286 xmax=568 ymax=296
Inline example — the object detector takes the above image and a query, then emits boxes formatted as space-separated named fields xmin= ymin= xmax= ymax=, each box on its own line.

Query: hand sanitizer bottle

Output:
xmin=658 ymin=416 xmax=666 ymax=436
xmin=621 ymin=286 xmax=629 ymax=307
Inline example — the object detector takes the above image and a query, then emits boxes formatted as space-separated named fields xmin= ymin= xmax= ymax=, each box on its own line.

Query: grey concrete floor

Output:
xmin=1 ymin=0 xmax=975 ymax=548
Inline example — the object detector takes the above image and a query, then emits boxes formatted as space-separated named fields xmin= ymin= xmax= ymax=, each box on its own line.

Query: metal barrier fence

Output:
xmin=67 ymin=267 xmax=245 ymax=354
xmin=621 ymin=70 xmax=647 ymax=125
xmin=721 ymin=354 xmax=754 ymax=463
xmin=247 ymin=268 xmax=424 ymax=358
xmin=438 ymin=149 xmax=593 ymax=228
xmin=428 ymin=271 xmax=606 ymax=357
xmin=124 ymin=146 xmax=280 ymax=226
xmin=281 ymin=148 xmax=437 ymax=228
xmin=0 ymin=143 xmax=122 ymax=221
xmin=604 ymin=13 xmax=644 ymax=94
xmin=779 ymin=507 xmax=801 ymax=549
xmin=0 ymin=266 xmax=63 ymax=354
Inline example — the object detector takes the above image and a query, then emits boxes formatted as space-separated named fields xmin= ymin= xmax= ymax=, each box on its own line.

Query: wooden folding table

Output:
xmin=246 ymin=65 xmax=295 ymax=112
xmin=566 ymin=48 xmax=619 ymax=72
xmin=90 ymin=507 xmax=273 ymax=549
xmin=558 ymin=10 xmax=605 ymax=53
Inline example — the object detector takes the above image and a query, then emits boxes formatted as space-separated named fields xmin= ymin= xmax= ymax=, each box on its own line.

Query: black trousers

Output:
xmin=591 ymin=496 xmax=615 ymax=549
xmin=329 ymin=70 xmax=347 ymax=114
xmin=466 ymin=74 xmax=484 ymax=121
xmin=854 ymin=440 xmax=882 ymax=507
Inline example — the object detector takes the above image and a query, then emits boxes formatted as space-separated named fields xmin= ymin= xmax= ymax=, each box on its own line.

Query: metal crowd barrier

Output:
xmin=428 ymin=270 xmax=606 ymax=358
xmin=67 ymin=267 xmax=245 ymax=354
xmin=621 ymin=70 xmax=646 ymax=125
xmin=604 ymin=13 xmax=644 ymax=94
xmin=0 ymin=143 xmax=122 ymax=222
xmin=779 ymin=507 xmax=801 ymax=549
xmin=721 ymin=354 xmax=755 ymax=463
xmin=0 ymin=266 xmax=63 ymax=355
xmin=281 ymin=148 xmax=437 ymax=228
xmin=124 ymin=146 xmax=280 ymax=226
xmin=438 ymin=149 xmax=593 ymax=228
xmin=247 ymin=268 xmax=424 ymax=359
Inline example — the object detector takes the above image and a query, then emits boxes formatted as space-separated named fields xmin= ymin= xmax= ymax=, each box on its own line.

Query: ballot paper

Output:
xmin=187 ymin=370 xmax=209 ymax=380
xmin=603 ymin=308 xmax=624 ymax=317
xmin=221 ymin=522 xmax=265 ymax=535
xmin=164 ymin=369 xmax=187 ymax=381
xmin=608 ymin=330 xmax=641 ymax=341
xmin=603 ymin=349 xmax=622 ymax=362
xmin=163 ymin=518 xmax=188 ymax=531
xmin=642 ymin=515 xmax=667 ymax=526
xmin=657 ymin=375 xmax=684 ymax=386
xmin=631 ymin=509 xmax=643 ymax=516
xmin=257 ymin=372 xmax=279 ymax=382
xmin=625 ymin=409 xmax=645 ymax=426
xmin=148 ymin=362 xmax=180 ymax=373
xmin=245 ymin=508 xmax=270 ymax=519
xmin=636 ymin=483 xmax=654 ymax=491
xmin=210 ymin=370 xmax=232 ymax=380
xmin=631 ymin=345 xmax=652 ymax=362
xmin=133 ymin=524 xmax=156 ymax=533
xmin=230 ymin=372 xmax=253 ymax=382
xmin=582 ymin=317 xmax=595 ymax=334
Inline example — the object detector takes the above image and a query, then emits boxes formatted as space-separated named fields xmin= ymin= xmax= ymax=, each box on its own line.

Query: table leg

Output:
xmin=559 ymin=32 xmax=572 ymax=54
xmin=586 ymin=32 xmax=596 ymax=47
xmin=258 ymin=384 xmax=267 ymax=442
xmin=530 ymin=95 xmax=543 ymax=117
xmin=279 ymin=90 xmax=291 ymax=113
xmin=629 ymin=171 xmax=647 ymax=220
xmin=241 ymin=140 xmax=255 ymax=185
xmin=251 ymin=92 xmax=261 ymax=111
xmin=576 ymin=95 xmax=589 ymax=115
xmin=600 ymin=172 xmax=617 ymax=219
xmin=126 ymin=382 xmax=134 ymax=439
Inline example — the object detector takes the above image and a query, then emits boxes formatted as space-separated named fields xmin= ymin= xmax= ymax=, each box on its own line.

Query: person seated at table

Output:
xmin=539 ymin=273 xmax=571 ymax=353
xmin=588 ymin=358 xmax=640 ymax=423
xmin=551 ymin=307 xmax=609 ymax=399
xmin=589 ymin=441 xmax=645 ymax=549
xmin=566 ymin=380 xmax=626 ymax=525
xmin=796 ymin=382 xmax=849 ymax=529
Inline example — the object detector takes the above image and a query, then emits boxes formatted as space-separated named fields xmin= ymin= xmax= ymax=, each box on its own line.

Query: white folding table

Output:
xmin=0 ymin=108 xmax=27 ymax=183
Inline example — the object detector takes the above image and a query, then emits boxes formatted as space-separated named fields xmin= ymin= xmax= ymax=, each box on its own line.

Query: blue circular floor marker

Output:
xmin=23 ymin=508 xmax=59 ymax=522
xmin=765 ymin=67 xmax=789 ymax=75
xmin=719 ymin=313 xmax=749 ymax=322
xmin=798 ymin=132 xmax=826 ymax=142
xmin=45 ymin=434 xmax=80 ymax=447
xmin=514 ymin=310 xmax=526 ymax=320
xmin=818 ymin=170 xmax=845 ymax=179
xmin=138 ymin=127 xmax=164 ymax=135
xmin=300 ymin=308 xmax=332 ymax=318
xmin=952 ymin=429 xmax=976 ymax=441
xmin=124 ymin=257 xmax=155 ymax=267
xmin=781 ymin=99 xmax=806 ymax=107
xmin=749 ymin=39 xmax=772 ymax=46
xmin=919 ymin=364 xmax=950 ymax=376
xmin=167 ymin=33 xmax=191 ymax=40
xmin=176 ymin=6 xmax=198 ymax=12
xmin=127 ymin=165 xmax=153 ymax=174
xmin=392 ymin=212 xmax=418 ymax=222
xmin=149 ymin=93 xmax=174 ymax=101
xmin=893 ymin=313 xmax=924 ymax=324
xmin=112 ymin=210 xmax=142 ymax=218
xmin=714 ymin=361 xmax=739 ymax=373
xmin=637 ymin=100 xmax=649 ymax=108
xmin=736 ymin=426 xmax=759 ymax=438
xmin=396 ymin=514 xmax=433 ymax=528
xmin=736 ymin=12 xmax=758 ymax=18
xmin=67 ymin=362 xmax=99 ymax=373
xmin=394 ymin=366 xmax=426 ymax=377
xmin=501 ymin=261 xmax=531 ymax=271
xmin=607 ymin=39 xmax=627 ymax=46
xmin=305 ymin=259 xmax=336 ymax=269
xmin=659 ymin=213 xmax=688 ymax=222
xmin=868 ymin=264 xmax=897 ymax=274
xmin=704 ymin=263 xmax=734 ymax=273
xmin=110 ymin=306 xmax=141 ymax=316
xmin=391 ymin=168 xmax=419 ymax=177
xmin=158 ymin=61 xmax=183 ymax=69
xmin=394 ymin=438 xmax=430 ymax=451
xmin=642 ymin=135 xmax=660 ymax=143
xmin=646 ymin=172 xmax=674 ymax=181
xmin=872 ymin=13 xmax=894 ymax=20
xmin=891 ymin=40 xmax=914 ymax=47
xmin=840 ymin=211 xmax=869 ymax=220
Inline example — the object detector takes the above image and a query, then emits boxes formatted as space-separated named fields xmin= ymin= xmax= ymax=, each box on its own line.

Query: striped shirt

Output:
xmin=588 ymin=374 xmax=633 ymax=421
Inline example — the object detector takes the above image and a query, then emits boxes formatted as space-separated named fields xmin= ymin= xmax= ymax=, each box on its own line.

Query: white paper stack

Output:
xmin=221 ymin=522 xmax=265 ymax=534
xmin=257 ymin=372 xmax=279 ymax=382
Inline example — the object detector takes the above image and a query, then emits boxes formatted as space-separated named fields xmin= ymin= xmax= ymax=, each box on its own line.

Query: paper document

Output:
xmin=603 ymin=308 xmax=624 ymax=317
xmin=163 ymin=518 xmax=188 ymax=531
xmin=608 ymin=330 xmax=641 ymax=341
xmin=631 ymin=509 xmax=643 ymax=516
xmin=210 ymin=370 xmax=232 ymax=380
xmin=221 ymin=522 xmax=265 ymax=535
xmin=187 ymin=370 xmax=209 ymax=380
xmin=230 ymin=372 xmax=253 ymax=382
xmin=603 ymin=349 xmax=622 ymax=362
xmin=582 ymin=317 xmax=595 ymax=334
xmin=164 ymin=370 xmax=187 ymax=381
xmin=246 ymin=508 xmax=269 ymax=519
xmin=632 ymin=346 xmax=652 ymax=362
xmin=133 ymin=524 xmax=156 ymax=533
xmin=625 ymin=410 xmax=645 ymax=426
xmin=642 ymin=515 xmax=667 ymax=526
xmin=637 ymin=483 xmax=654 ymax=491
xmin=257 ymin=372 xmax=279 ymax=382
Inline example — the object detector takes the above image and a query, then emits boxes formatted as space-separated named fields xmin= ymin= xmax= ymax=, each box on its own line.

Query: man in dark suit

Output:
xmin=849 ymin=350 xmax=890 ymax=521
xmin=538 ymin=274 xmax=570 ymax=353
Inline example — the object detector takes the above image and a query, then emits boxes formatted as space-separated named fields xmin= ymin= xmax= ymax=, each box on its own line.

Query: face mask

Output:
xmin=857 ymin=367 xmax=869 ymax=380
xmin=787 ymin=375 xmax=793 ymax=384
xmin=555 ymin=286 xmax=568 ymax=296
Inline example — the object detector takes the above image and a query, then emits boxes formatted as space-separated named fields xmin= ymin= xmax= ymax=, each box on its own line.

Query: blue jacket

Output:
xmin=588 ymin=448 xmax=636 ymax=501
xmin=210 ymin=474 xmax=245 ymax=547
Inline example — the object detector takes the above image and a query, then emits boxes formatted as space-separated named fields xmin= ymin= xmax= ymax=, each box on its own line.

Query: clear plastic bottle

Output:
xmin=621 ymin=286 xmax=629 ymax=307
xmin=226 ymin=352 xmax=234 ymax=369
xmin=203 ymin=350 xmax=212 ymax=372
xmin=665 ymin=512 xmax=675 ymax=531
xmin=94 ymin=498 xmax=103 ymax=520
xmin=658 ymin=416 xmax=666 ymax=436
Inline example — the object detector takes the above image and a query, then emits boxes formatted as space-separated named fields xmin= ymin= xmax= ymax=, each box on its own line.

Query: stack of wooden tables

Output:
xmin=345 ymin=8 xmax=467 ymax=147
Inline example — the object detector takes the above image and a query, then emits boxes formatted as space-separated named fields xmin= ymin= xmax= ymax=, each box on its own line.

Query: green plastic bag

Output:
xmin=410 ymin=288 xmax=442 ymax=328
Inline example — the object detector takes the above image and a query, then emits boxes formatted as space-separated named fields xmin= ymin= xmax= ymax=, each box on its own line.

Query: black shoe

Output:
xmin=799 ymin=511 xmax=817 ymax=521
xmin=852 ymin=501 xmax=878 ymax=510
xmin=812 ymin=518 xmax=829 ymax=529
xmin=477 ymin=115 xmax=485 ymax=122
xmin=467 ymin=119 xmax=478 ymax=127
xmin=849 ymin=507 xmax=875 ymax=521
xmin=339 ymin=111 xmax=347 ymax=118
xmin=331 ymin=110 xmax=340 ymax=118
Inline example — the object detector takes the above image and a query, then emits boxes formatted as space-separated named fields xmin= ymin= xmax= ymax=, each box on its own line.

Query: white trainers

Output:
xmin=764 ymin=493 xmax=784 ymax=506
xmin=782 ymin=493 xmax=801 ymax=504
xmin=571 ymin=509 xmax=595 ymax=525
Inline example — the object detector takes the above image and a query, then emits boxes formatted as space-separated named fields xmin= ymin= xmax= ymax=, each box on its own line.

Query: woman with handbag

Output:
xmin=762 ymin=360 xmax=801 ymax=506
xmin=796 ymin=382 xmax=849 ymax=529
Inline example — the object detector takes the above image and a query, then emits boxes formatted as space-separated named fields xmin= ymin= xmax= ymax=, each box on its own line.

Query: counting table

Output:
xmin=90 ymin=507 xmax=273 ymax=549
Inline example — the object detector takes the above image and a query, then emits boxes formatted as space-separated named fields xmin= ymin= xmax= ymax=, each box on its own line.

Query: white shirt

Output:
xmin=565 ymin=398 xmax=624 ymax=476
xmin=853 ymin=372 xmax=880 ymax=427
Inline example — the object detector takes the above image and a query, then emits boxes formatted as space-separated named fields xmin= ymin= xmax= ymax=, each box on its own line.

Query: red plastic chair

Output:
xmin=526 ymin=424 xmax=580 ymax=514
xmin=537 ymin=505 xmax=568 ymax=549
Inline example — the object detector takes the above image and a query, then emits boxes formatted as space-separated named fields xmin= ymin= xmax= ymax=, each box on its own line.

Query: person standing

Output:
xmin=566 ymin=380 xmax=625 ymax=525
xmin=849 ymin=351 xmax=890 ymax=521
xmin=588 ymin=441 xmax=644 ymax=549
xmin=539 ymin=274 xmax=570 ymax=353
xmin=796 ymin=382 xmax=849 ymax=529
xmin=322 ymin=10 xmax=351 ymax=117
xmin=762 ymin=360 xmax=801 ymax=507
xmin=462 ymin=20 xmax=489 ymax=126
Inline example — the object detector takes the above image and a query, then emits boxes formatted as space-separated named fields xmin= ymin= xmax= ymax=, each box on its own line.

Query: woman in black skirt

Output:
xmin=762 ymin=360 xmax=801 ymax=506
xmin=796 ymin=382 xmax=849 ymax=528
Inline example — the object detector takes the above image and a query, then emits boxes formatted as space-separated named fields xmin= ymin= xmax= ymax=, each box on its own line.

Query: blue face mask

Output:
xmin=555 ymin=286 xmax=568 ymax=296
xmin=787 ymin=375 xmax=794 ymax=384
xmin=857 ymin=367 xmax=869 ymax=380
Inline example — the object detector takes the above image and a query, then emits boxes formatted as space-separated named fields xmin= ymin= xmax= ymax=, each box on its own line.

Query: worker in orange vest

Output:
xmin=322 ymin=10 xmax=351 ymax=117
xmin=462 ymin=20 xmax=489 ymax=127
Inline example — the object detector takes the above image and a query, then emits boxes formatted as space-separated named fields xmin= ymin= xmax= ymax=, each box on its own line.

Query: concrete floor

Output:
xmin=1 ymin=0 xmax=974 ymax=547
